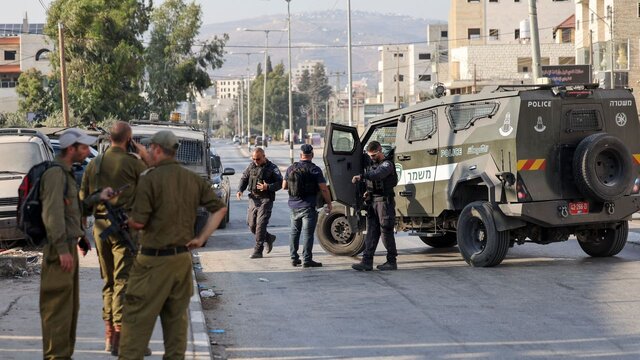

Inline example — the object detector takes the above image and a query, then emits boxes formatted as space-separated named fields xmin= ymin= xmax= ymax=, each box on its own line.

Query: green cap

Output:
xmin=142 ymin=130 xmax=179 ymax=151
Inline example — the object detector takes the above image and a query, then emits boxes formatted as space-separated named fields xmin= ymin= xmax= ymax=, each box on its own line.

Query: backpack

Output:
xmin=17 ymin=161 xmax=67 ymax=246
xmin=287 ymin=162 xmax=319 ymax=198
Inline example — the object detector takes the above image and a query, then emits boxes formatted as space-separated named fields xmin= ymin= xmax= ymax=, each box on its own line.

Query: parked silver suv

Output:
xmin=0 ymin=129 xmax=54 ymax=246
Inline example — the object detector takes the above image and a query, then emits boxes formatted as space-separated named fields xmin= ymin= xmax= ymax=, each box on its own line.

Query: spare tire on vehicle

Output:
xmin=572 ymin=133 xmax=634 ymax=202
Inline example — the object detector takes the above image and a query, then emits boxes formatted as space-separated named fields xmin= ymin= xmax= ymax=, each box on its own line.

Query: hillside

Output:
xmin=200 ymin=10 xmax=443 ymax=89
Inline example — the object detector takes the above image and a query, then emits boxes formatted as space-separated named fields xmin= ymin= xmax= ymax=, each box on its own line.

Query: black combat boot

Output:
xmin=250 ymin=245 xmax=264 ymax=259
xmin=265 ymin=234 xmax=276 ymax=254
xmin=376 ymin=262 xmax=397 ymax=271
xmin=351 ymin=261 xmax=373 ymax=271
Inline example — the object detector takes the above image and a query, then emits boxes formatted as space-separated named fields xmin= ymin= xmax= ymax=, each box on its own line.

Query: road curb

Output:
xmin=188 ymin=252 xmax=212 ymax=359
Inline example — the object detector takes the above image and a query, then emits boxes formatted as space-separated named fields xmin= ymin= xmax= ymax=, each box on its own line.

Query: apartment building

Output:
xmin=215 ymin=78 xmax=244 ymax=100
xmin=292 ymin=59 xmax=324 ymax=89
xmin=447 ymin=0 xmax=575 ymax=93
xmin=575 ymin=0 xmax=639 ymax=97
xmin=0 ymin=17 xmax=51 ymax=113
xmin=377 ymin=24 xmax=449 ymax=106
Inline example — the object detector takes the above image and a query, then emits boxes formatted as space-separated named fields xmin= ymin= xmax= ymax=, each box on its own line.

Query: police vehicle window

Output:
xmin=407 ymin=110 xmax=436 ymax=142
xmin=331 ymin=130 xmax=355 ymax=153
xmin=133 ymin=136 xmax=203 ymax=165
xmin=367 ymin=126 xmax=397 ymax=157
xmin=446 ymin=102 xmax=499 ymax=131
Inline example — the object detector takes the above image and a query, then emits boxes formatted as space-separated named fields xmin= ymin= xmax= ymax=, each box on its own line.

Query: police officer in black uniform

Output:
xmin=237 ymin=147 xmax=283 ymax=258
xmin=351 ymin=141 xmax=398 ymax=271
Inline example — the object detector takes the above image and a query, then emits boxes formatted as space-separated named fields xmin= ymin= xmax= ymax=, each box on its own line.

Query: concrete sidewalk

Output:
xmin=0 ymin=236 xmax=211 ymax=360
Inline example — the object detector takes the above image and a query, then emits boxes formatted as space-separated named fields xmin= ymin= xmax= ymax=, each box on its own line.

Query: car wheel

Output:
xmin=457 ymin=201 xmax=510 ymax=267
xmin=218 ymin=196 xmax=229 ymax=229
xmin=577 ymin=221 xmax=628 ymax=257
xmin=419 ymin=232 xmax=457 ymax=248
xmin=573 ymin=133 xmax=634 ymax=202
xmin=316 ymin=204 xmax=365 ymax=256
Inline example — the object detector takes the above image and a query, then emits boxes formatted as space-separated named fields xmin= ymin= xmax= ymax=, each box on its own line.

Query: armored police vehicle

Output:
xmin=318 ymin=84 xmax=640 ymax=267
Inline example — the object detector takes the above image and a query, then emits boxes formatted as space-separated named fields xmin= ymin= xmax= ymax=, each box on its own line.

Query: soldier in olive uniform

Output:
xmin=80 ymin=121 xmax=148 ymax=354
xmin=351 ymin=141 xmax=398 ymax=271
xmin=40 ymin=129 xmax=110 ymax=359
xmin=118 ymin=130 xmax=227 ymax=360
xmin=237 ymin=147 xmax=282 ymax=258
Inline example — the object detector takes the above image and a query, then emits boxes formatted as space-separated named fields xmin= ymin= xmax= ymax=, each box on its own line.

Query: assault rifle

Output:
xmin=99 ymin=186 xmax=137 ymax=254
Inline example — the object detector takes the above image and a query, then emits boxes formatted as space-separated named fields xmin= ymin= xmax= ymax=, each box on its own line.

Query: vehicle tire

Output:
xmin=573 ymin=133 xmax=634 ymax=202
xmin=316 ymin=204 xmax=365 ymax=256
xmin=577 ymin=221 xmax=628 ymax=257
xmin=194 ymin=212 xmax=209 ymax=245
xmin=419 ymin=232 xmax=457 ymax=248
xmin=218 ymin=197 xmax=229 ymax=229
xmin=457 ymin=201 xmax=510 ymax=267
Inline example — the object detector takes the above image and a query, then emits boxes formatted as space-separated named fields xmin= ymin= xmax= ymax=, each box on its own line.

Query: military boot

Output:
xmin=110 ymin=326 xmax=121 ymax=356
xmin=250 ymin=245 xmax=264 ymax=259
xmin=351 ymin=261 xmax=373 ymax=271
xmin=265 ymin=234 xmax=276 ymax=254
xmin=376 ymin=262 xmax=398 ymax=271
xmin=104 ymin=320 xmax=114 ymax=352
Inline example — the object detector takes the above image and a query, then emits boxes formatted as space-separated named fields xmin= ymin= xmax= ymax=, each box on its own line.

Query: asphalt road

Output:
xmin=198 ymin=140 xmax=640 ymax=360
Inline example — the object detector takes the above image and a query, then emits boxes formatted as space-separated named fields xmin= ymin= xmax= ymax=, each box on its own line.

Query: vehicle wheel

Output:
xmin=577 ymin=221 xmax=628 ymax=257
xmin=218 ymin=197 xmax=229 ymax=229
xmin=419 ymin=232 xmax=457 ymax=248
xmin=573 ymin=133 xmax=634 ymax=202
xmin=316 ymin=204 xmax=365 ymax=256
xmin=457 ymin=201 xmax=510 ymax=267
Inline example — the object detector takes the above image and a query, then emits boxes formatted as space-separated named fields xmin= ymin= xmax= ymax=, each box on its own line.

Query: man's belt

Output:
xmin=139 ymin=246 xmax=189 ymax=256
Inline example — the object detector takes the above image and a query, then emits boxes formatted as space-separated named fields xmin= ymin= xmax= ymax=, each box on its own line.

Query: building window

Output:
xmin=35 ymin=49 xmax=50 ymax=61
xmin=441 ymin=30 xmax=448 ymax=38
xmin=418 ymin=74 xmax=432 ymax=81
xmin=418 ymin=53 xmax=431 ymax=60
xmin=489 ymin=29 xmax=499 ymax=40
xmin=515 ymin=29 xmax=520 ymax=39
xmin=638 ymin=1 xmax=640 ymax=17
xmin=468 ymin=28 xmax=481 ymax=40
xmin=561 ymin=29 xmax=571 ymax=43
xmin=467 ymin=0 xmax=480 ymax=2
xmin=393 ymin=53 xmax=404 ymax=58
xmin=394 ymin=74 xmax=404 ymax=82
xmin=518 ymin=57 xmax=550 ymax=73
xmin=4 ymin=50 xmax=16 ymax=61
xmin=489 ymin=0 xmax=498 ymax=2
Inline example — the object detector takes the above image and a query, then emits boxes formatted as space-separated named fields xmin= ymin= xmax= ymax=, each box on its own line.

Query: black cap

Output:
xmin=300 ymin=144 xmax=313 ymax=155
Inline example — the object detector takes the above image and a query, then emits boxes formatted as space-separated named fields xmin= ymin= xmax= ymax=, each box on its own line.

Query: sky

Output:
xmin=0 ymin=0 xmax=450 ymax=25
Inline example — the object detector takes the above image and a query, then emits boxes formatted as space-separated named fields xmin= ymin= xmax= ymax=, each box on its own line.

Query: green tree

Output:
xmin=145 ymin=0 xmax=228 ymax=120
xmin=16 ymin=69 xmax=60 ymax=121
xmin=45 ymin=0 xmax=152 ymax=123
xmin=266 ymin=55 xmax=273 ymax=74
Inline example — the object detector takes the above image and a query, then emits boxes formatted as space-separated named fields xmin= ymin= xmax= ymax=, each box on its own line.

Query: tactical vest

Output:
xmin=248 ymin=163 xmax=274 ymax=197
xmin=365 ymin=159 xmax=396 ymax=197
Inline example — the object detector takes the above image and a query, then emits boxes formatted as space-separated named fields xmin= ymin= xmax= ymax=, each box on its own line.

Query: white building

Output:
xmin=0 ymin=16 xmax=51 ymax=113
xmin=377 ymin=24 xmax=449 ymax=106
xmin=214 ymin=78 xmax=244 ymax=100
xmin=293 ymin=59 xmax=324 ymax=89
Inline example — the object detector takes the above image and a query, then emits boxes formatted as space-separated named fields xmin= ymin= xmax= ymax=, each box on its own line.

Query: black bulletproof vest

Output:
xmin=365 ymin=159 xmax=396 ymax=197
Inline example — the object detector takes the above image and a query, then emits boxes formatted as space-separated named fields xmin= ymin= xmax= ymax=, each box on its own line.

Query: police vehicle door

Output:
xmin=395 ymin=109 xmax=438 ymax=216
xmin=324 ymin=123 xmax=363 ymax=208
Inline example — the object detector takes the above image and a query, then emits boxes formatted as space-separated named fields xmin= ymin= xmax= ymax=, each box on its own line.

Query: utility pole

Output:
xmin=395 ymin=46 xmax=400 ymax=109
xmin=58 ymin=23 xmax=69 ymax=127
xmin=528 ymin=0 xmax=543 ymax=82
xmin=347 ymin=0 xmax=353 ymax=126
xmin=608 ymin=6 xmax=615 ymax=89
xmin=286 ymin=0 xmax=294 ymax=164
xmin=589 ymin=30 xmax=593 ymax=83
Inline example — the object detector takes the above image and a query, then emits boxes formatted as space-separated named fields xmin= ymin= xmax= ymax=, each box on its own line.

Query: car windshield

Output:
xmin=0 ymin=143 xmax=44 ymax=173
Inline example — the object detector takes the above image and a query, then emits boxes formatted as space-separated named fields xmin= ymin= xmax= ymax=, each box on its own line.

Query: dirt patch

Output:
xmin=0 ymin=248 xmax=42 ymax=278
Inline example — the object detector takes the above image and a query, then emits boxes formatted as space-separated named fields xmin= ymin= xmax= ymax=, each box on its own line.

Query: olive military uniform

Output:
xmin=39 ymin=157 xmax=85 ymax=359
xmin=361 ymin=158 xmax=398 ymax=266
xmin=238 ymin=160 xmax=282 ymax=254
xmin=80 ymin=147 xmax=146 ymax=329
xmin=118 ymin=159 xmax=225 ymax=359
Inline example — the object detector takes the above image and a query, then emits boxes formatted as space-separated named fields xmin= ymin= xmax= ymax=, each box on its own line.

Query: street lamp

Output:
xmin=229 ymin=51 xmax=263 ymax=145
xmin=347 ymin=0 xmax=353 ymax=126
xmin=239 ymin=27 xmax=287 ymax=144
xmin=285 ymin=0 xmax=294 ymax=164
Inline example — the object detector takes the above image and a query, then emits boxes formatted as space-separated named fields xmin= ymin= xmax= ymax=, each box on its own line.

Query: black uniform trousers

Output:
xmin=362 ymin=196 xmax=397 ymax=265
xmin=247 ymin=195 xmax=274 ymax=249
